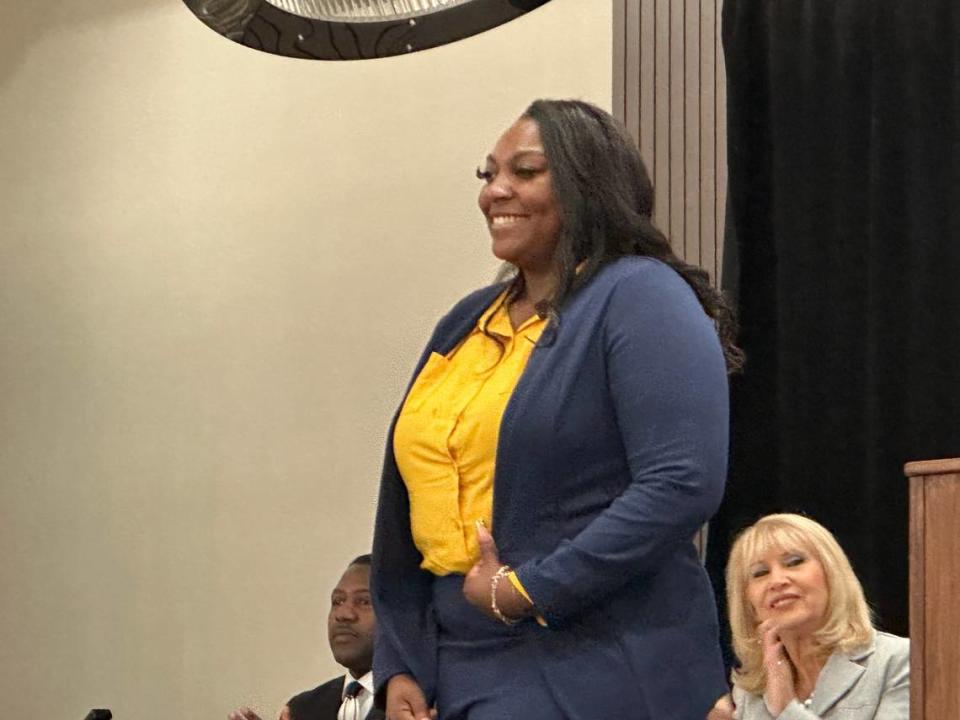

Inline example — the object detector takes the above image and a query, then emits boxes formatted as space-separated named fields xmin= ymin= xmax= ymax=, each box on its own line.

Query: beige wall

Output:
xmin=0 ymin=2 xmax=611 ymax=718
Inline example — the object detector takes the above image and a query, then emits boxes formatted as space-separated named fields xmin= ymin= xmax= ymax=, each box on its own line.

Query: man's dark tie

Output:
xmin=338 ymin=680 xmax=363 ymax=720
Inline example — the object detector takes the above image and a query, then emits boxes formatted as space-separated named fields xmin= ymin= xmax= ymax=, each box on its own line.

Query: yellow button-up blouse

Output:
xmin=393 ymin=292 xmax=546 ymax=576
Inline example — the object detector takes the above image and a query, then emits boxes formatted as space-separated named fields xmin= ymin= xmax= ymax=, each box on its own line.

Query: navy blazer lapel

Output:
xmin=381 ymin=281 xmax=505 ymax=473
xmin=431 ymin=283 xmax=506 ymax=355
xmin=809 ymin=638 xmax=874 ymax=715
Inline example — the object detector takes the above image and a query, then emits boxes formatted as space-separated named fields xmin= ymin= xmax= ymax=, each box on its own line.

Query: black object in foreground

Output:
xmin=84 ymin=710 xmax=112 ymax=720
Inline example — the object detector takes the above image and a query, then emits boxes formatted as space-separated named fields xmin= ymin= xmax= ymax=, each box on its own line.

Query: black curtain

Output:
xmin=708 ymin=0 xmax=960 ymax=663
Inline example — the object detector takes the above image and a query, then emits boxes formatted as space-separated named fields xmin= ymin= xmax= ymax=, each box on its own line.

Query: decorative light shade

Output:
xmin=182 ymin=0 xmax=553 ymax=59
xmin=184 ymin=0 xmax=262 ymax=39
xmin=263 ymin=0 xmax=475 ymax=22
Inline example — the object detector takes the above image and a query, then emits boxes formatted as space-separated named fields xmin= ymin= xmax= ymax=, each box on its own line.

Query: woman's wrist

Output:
xmin=490 ymin=565 xmax=520 ymax=624
xmin=491 ymin=566 xmax=534 ymax=622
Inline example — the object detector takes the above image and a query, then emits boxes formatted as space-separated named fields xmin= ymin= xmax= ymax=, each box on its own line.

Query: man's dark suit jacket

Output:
xmin=287 ymin=676 xmax=384 ymax=720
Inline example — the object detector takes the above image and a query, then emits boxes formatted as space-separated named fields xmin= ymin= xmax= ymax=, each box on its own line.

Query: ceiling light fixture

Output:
xmin=183 ymin=0 xmax=553 ymax=60
xmin=263 ymin=0 xmax=476 ymax=22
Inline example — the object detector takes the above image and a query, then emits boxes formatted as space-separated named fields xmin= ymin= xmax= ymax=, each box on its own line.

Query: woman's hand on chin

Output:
xmin=759 ymin=619 xmax=797 ymax=716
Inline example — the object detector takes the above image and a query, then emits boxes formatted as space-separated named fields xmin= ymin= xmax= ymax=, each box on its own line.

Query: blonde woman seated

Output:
xmin=714 ymin=513 xmax=909 ymax=719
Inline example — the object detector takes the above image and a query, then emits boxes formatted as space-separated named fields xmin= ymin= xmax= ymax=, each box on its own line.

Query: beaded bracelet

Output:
xmin=490 ymin=564 xmax=520 ymax=626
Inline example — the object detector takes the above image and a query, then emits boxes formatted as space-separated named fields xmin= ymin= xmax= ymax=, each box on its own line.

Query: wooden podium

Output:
xmin=904 ymin=458 xmax=960 ymax=720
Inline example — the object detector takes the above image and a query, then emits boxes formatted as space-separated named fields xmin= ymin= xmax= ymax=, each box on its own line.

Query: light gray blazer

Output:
xmin=732 ymin=632 xmax=909 ymax=719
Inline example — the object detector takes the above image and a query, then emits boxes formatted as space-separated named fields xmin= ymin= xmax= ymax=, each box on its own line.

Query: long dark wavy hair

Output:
xmin=500 ymin=98 xmax=743 ymax=373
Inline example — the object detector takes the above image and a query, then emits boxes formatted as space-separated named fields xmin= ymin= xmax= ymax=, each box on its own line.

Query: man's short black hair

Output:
xmin=349 ymin=554 xmax=371 ymax=568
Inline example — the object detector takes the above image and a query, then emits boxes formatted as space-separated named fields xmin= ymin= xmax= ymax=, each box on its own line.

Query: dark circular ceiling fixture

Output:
xmin=183 ymin=0 xmax=554 ymax=60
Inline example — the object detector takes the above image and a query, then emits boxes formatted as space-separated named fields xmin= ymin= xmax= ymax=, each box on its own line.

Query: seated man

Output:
xmin=230 ymin=554 xmax=382 ymax=720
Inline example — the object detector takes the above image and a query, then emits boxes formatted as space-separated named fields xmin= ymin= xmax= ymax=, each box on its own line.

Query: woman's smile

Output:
xmin=488 ymin=213 xmax=530 ymax=228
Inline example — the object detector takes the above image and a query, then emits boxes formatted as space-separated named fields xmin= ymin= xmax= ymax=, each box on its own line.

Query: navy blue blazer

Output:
xmin=372 ymin=257 xmax=729 ymax=718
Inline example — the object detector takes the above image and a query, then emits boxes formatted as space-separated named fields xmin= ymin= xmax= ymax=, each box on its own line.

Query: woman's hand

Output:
xmin=462 ymin=522 xmax=531 ymax=621
xmin=227 ymin=707 xmax=264 ymax=720
xmin=386 ymin=674 xmax=435 ymax=720
xmin=227 ymin=706 xmax=290 ymax=720
xmin=706 ymin=693 xmax=735 ymax=720
xmin=759 ymin=620 xmax=796 ymax=716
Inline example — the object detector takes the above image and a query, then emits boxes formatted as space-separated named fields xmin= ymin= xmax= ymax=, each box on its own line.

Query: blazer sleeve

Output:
xmin=371 ymin=444 xmax=431 ymax=692
xmin=513 ymin=261 xmax=729 ymax=624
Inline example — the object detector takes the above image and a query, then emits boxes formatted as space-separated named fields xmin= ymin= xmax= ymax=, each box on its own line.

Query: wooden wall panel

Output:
xmin=613 ymin=0 xmax=727 ymax=284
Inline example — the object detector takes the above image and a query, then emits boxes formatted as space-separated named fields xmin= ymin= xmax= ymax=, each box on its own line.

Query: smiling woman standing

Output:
xmin=371 ymin=99 xmax=742 ymax=720
xmin=720 ymin=514 xmax=909 ymax=719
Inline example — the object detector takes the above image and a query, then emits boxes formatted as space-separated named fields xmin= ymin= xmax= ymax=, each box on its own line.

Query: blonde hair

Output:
xmin=726 ymin=513 xmax=874 ymax=694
